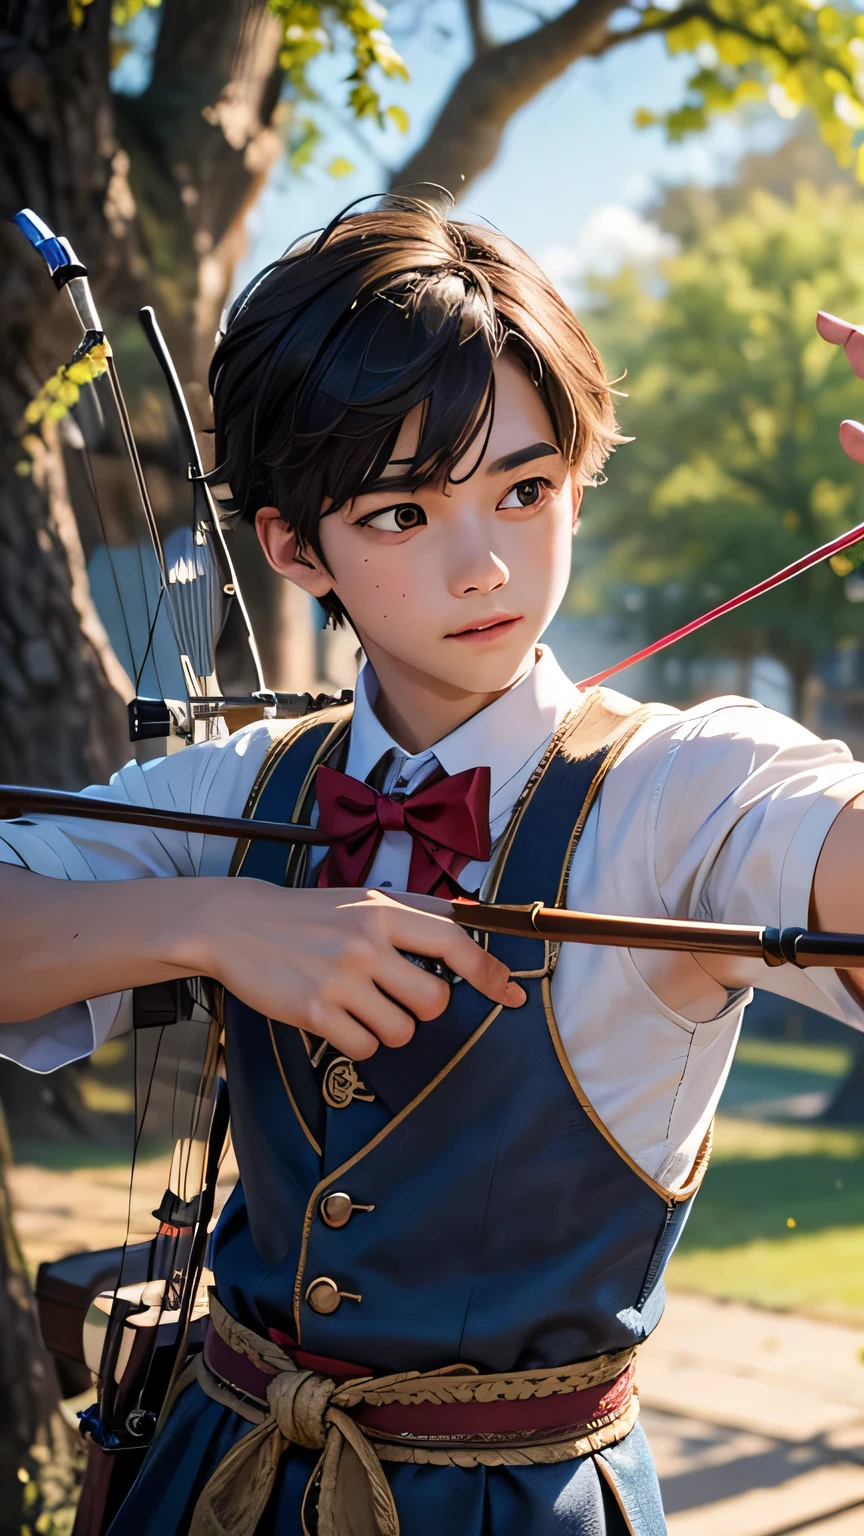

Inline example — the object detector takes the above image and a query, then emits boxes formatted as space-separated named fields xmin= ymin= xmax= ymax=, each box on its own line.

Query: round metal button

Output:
xmin=305 ymin=1277 xmax=342 ymax=1315
xmin=320 ymin=1192 xmax=354 ymax=1229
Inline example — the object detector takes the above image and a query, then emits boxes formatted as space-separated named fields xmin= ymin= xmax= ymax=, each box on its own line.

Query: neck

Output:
xmin=359 ymin=641 xmax=536 ymax=754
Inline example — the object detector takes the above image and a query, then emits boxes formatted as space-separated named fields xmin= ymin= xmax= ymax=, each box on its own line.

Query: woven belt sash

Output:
xmin=177 ymin=1293 xmax=639 ymax=1536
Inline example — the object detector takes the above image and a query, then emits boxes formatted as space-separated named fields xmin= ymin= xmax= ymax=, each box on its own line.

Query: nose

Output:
xmin=448 ymin=537 xmax=510 ymax=598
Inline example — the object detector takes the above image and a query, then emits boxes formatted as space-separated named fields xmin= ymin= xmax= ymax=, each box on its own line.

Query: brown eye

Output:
xmin=498 ymin=478 xmax=549 ymax=510
xmin=394 ymin=505 xmax=424 ymax=529
xmin=362 ymin=502 xmax=428 ymax=532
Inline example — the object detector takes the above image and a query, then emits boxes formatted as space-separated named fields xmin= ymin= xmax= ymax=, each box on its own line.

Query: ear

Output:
xmin=570 ymin=477 xmax=583 ymax=535
xmin=255 ymin=506 xmax=333 ymax=599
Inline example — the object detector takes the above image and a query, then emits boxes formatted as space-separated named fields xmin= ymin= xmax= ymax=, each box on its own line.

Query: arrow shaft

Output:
xmin=0 ymin=785 xmax=331 ymax=847
xmin=579 ymin=517 xmax=864 ymax=689
xmin=451 ymin=899 xmax=864 ymax=969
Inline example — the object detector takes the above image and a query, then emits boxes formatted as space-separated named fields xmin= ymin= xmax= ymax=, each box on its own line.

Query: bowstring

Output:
xmin=130 ymin=992 xmax=223 ymax=1421
xmin=72 ymin=382 xmax=170 ymax=703
xmin=74 ymin=414 xmax=138 ymax=685
xmin=134 ymin=586 xmax=166 ymax=696
xmin=70 ymin=366 xmax=193 ymax=1425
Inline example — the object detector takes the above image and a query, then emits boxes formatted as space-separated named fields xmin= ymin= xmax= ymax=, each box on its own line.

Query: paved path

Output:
xmin=9 ymin=1161 xmax=864 ymax=1531
xmin=641 ymin=1292 xmax=864 ymax=1534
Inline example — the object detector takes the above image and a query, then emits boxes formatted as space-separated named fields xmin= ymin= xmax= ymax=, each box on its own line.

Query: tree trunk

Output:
xmin=0 ymin=2 xmax=289 ymax=1520
xmin=391 ymin=0 xmax=620 ymax=197
xmin=0 ymin=4 xmax=132 ymax=787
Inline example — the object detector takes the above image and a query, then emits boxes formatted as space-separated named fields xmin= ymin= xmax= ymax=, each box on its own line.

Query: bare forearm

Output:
xmin=0 ymin=866 xmax=520 ymax=1052
xmin=812 ymin=792 xmax=864 ymax=932
xmin=0 ymin=865 xmax=214 ymax=1021
xmin=811 ymin=792 xmax=864 ymax=1004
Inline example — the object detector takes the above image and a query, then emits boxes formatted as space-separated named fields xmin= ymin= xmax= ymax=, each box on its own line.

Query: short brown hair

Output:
xmin=209 ymin=195 xmax=620 ymax=624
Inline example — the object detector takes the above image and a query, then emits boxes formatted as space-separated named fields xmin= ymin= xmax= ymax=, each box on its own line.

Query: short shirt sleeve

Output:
xmin=651 ymin=697 xmax=864 ymax=1025
xmin=0 ymin=724 xmax=276 ymax=1072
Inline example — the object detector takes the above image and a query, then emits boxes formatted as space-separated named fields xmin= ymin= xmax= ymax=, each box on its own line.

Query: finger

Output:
xmin=840 ymin=419 xmax=864 ymax=465
xmin=371 ymin=947 xmax=453 ymax=1021
xmin=326 ymin=975 xmax=417 ymax=1048
xmin=384 ymin=909 xmax=526 ymax=1008
xmin=373 ymin=890 xmax=455 ymax=919
xmin=304 ymin=998 xmax=381 ymax=1060
xmin=817 ymin=311 xmax=864 ymax=379
xmin=438 ymin=932 xmax=527 ymax=1008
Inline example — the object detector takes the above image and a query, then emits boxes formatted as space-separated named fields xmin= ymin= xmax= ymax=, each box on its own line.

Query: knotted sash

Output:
xmin=177 ymin=1294 xmax=639 ymax=1536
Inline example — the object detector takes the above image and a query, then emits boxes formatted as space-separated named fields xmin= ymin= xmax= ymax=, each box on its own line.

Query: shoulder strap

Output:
xmin=485 ymin=688 xmax=674 ymax=977
xmin=230 ymin=704 xmax=353 ymax=884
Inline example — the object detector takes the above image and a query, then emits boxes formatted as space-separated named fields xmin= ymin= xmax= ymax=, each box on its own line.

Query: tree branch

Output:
xmin=463 ymin=0 xmax=491 ymax=58
xmin=392 ymin=0 xmax=621 ymax=194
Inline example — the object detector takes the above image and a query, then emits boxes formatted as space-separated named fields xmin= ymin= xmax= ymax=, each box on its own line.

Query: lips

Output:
xmin=446 ymin=614 xmax=522 ymax=638
xmin=445 ymin=615 xmax=524 ymax=646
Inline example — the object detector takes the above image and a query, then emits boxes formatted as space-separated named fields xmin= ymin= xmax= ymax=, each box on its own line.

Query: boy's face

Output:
xmin=257 ymin=354 xmax=581 ymax=703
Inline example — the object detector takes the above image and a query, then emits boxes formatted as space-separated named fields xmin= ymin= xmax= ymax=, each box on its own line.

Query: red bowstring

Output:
xmin=578 ymin=518 xmax=864 ymax=690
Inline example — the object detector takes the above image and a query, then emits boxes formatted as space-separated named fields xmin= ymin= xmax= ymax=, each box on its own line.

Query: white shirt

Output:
xmin=3 ymin=646 xmax=864 ymax=1191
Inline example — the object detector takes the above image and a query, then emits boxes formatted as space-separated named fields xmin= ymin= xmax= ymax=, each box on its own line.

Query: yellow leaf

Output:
xmin=386 ymin=103 xmax=409 ymax=134
xmin=633 ymin=108 xmax=657 ymax=129
xmin=327 ymin=156 xmax=356 ymax=178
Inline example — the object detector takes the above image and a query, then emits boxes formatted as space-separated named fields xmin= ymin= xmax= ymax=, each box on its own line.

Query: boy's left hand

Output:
xmin=816 ymin=311 xmax=864 ymax=463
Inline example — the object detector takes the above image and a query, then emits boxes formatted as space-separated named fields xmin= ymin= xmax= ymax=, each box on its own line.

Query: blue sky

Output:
xmin=237 ymin=17 xmax=789 ymax=298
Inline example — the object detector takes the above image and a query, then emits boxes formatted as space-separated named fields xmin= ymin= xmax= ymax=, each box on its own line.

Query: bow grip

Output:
xmin=400 ymin=951 xmax=462 ymax=987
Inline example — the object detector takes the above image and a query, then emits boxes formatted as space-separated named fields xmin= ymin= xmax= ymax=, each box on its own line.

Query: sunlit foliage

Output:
xmin=572 ymin=179 xmax=864 ymax=698
xmin=70 ymin=0 xmax=409 ymax=137
xmin=627 ymin=3 xmax=864 ymax=179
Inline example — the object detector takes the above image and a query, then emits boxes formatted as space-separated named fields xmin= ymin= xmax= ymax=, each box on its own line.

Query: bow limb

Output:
xmin=13 ymin=210 xmax=174 ymax=648
xmin=139 ymin=306 xmax=266 ymax=697
xmin=13 ymin=209 xmax=269 ymax=742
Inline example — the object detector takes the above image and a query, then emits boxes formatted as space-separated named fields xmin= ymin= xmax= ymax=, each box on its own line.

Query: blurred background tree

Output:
xmin=569 ymin=172 xmax=864 ymax=718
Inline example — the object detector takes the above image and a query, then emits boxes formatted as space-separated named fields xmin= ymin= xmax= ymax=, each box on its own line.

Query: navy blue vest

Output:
xmin=210 ymin=703 xmax=706 ymax=1380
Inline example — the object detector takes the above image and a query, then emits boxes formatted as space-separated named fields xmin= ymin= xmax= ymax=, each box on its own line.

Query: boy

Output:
xmin=3 ymin=199 xmax=864 ymax=1536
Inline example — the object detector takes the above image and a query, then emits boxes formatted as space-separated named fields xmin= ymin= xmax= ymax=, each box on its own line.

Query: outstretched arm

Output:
xmin=0 ymin=865 xmax=523 ymax=1060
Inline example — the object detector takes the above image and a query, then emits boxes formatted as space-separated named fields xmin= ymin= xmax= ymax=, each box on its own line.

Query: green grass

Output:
xmin=733 ymin=1038 xmax=853 ymax=1077
xmin=714 ymin=1035 xmax=852 ymax=1118
xmin=669 ymin=1113 xmax=864 ymax=1322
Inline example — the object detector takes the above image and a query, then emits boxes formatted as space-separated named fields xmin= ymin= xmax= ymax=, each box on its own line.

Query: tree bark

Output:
xmin=0 ymin=3 xmax=289 ymax=1522
xmin=391 ymin=0 xmax=621 ymax=197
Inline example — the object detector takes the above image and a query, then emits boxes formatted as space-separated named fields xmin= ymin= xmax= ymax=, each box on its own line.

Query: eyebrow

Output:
xmin=486 ymin=441 xmax=560 ymax=475
xmin=354 ymin=440 xmax=561 ymax=503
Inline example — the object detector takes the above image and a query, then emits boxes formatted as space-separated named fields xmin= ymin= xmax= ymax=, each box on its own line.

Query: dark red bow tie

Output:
xmin=315 ymin=762 xmax=492 ymax=896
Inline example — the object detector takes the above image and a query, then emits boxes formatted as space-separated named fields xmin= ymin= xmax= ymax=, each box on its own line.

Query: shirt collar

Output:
xmin=344 ymin=646 xmax=582 ymax=809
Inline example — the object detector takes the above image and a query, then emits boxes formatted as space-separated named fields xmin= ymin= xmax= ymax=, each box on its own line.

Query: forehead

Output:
xmin=385 ymin=352 xmax=557 ymax=478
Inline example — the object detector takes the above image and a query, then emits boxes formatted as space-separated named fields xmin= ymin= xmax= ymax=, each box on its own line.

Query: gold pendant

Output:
xmin=321 ymin=1055 xmax=376 ymax=1109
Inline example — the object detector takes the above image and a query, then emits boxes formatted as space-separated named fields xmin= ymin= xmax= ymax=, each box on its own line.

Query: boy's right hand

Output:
xmin=183 ymin=883 xmax=525 ymax=1060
